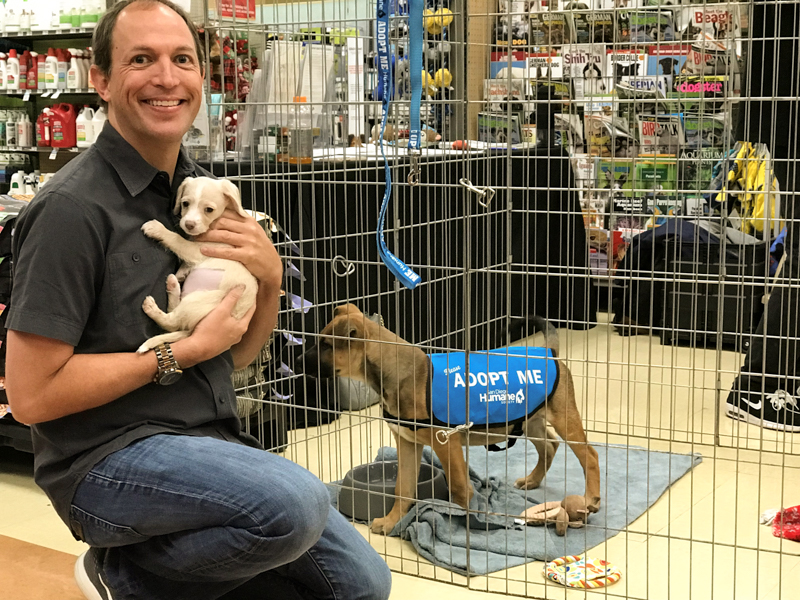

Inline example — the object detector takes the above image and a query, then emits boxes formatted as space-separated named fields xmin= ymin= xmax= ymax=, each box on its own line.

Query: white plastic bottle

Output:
xmin=0 ymin=54 xmax=7 ymax=91
xmin=92 ymin=106 xmax=107 ymax=137
xmin=6 ymin=49 xmax=20 ymax=91
xmin=6 ymin=112 xmax=18 ymax=147
xmin=67 ymin=49 xmax=80 ymax=89
xmin=18 ymin=114 xmax=32 ymax=147
xmin=0 ymin=3 xmax=6 ymax=35
xmin=56 ymin=49 xmax=68 ymax=89
xmin=80 ymin=0 xmax=98 ymax=28
xmin=4 ymin=1 xmax=19 ymax=34
xmin=19 ymin=0 xmax=31 ymax=32
xmin=76 ymin=105 xmax=94 ymax=147
xmin=44 ymin=48 xmax=58 ymax=90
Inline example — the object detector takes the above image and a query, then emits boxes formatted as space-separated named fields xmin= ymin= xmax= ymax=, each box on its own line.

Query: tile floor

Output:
xmin=2 ymin=314 xmax=799 ymax=599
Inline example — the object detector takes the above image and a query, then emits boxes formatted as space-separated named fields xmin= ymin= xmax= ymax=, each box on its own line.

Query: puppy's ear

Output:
xmin=220 ymin=180 xmax=248 ymax=218
xmin=333 ymin=304 xmax=362 ymax=318
xmin=174 ymin=178 xmax=192 ymax=215
xmin=332 ymin=317 xmax=365 ymax=341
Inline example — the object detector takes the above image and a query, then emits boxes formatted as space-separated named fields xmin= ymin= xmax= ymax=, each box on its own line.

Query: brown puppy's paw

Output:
xmin=586 ymin=496 xmax=602 ymax=513
xmin=370 ymin=516 xmax=399 ymax=536
xmin=514 ymin=475 xmax=542 ymax=490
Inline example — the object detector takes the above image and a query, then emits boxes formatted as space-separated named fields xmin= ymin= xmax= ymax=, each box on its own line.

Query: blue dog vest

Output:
xmin=427 ymin=346 xmax=558 ymax=429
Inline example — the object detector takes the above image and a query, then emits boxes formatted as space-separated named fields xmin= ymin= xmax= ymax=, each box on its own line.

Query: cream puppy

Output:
xmin=137 ymin=177 xmax=258 ymax=353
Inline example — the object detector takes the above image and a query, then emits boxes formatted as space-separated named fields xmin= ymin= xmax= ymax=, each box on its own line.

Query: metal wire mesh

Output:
xmin=191 ymin=0 xmax=800 ymax=597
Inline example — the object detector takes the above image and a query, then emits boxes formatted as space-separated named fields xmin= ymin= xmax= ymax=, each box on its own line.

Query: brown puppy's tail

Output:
xmin=498 ymin=316 xmax=560 ymax=357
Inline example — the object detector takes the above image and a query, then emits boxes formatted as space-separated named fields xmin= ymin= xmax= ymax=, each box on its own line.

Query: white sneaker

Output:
xmin=74 ymin=548 xmax=113 ymax=600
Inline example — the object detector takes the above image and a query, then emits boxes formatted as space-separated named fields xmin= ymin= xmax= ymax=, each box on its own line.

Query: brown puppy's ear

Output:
xmin=220 ymin=179 xmax=248 ymax=218
xmin=332 ymin=317 xmax=365 ymax=341
xmin=333 ymin=304 xmax=362 ymax=318
xmin=174 ymin=178 xmax=192 ymax=215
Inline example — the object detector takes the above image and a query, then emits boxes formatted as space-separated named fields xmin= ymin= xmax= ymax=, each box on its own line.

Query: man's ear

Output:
xmin=220 ymin=179 xmax=248 ymax=217
xmin=90 ymin=65 xmax=111 ymax=104
xmin=174 ymin=179 xmax=192 ymax=215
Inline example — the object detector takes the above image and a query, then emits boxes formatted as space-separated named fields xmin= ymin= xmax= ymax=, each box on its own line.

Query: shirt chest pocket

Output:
xmin=108 ymin=247 xmax=176 ymax=327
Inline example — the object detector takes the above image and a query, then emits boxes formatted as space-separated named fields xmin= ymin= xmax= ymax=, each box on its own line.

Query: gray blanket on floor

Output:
xmin=328 ymin=441 xmax=702 ymax=575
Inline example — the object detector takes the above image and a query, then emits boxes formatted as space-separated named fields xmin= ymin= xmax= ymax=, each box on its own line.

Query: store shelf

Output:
xmin=0 ymin=88 xmax=96 ymax=97
xmin=0 ymin=27 xmax=96 ymax=41
xmin=0 ymin=146 xmax=84 ymax=153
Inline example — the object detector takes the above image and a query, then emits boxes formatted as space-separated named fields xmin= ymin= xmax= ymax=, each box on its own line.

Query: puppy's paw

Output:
xmin=142 ymin=220 xmax=167 ymax=240
xmin=166 ymin=274 xmax=180 ymax=293
xmin=514 ymin=475 xmax=542 ymax=490
xmin=136 ymin=341 xmax=154 ymax=354
xmin=370 ymin=516 xmax=399 ymax=536
xmin=586 ymin=496 xmax=601 ymax=513
xmin=142 ymin=296 xmax=160 ymax=316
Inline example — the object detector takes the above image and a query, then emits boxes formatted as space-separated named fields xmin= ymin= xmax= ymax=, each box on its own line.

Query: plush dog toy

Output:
xmin=519 ymin=494 xmax=593 ymax=536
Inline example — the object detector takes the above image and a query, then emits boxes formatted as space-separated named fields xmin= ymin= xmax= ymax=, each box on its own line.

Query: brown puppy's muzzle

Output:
xmin=296 ymin=344 xmax=335 ymax=379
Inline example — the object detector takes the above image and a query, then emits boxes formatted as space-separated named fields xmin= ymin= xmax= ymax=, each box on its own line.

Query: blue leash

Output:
xmin=376 ymin=0 xmax=422 ymax=289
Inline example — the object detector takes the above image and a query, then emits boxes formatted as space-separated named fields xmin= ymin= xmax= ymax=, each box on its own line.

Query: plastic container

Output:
xmin=287 ymin=96 xmax=313 ymax=165
xmin=0 ymin=54 xmax=7 ymax=91
xmin=0 ymin=111 xmax=7 ymax=147
xmin=92 ymin=105 xmax=107 ymax=138
xmin=20 ymin=50 xmax=30 ymax=90
xmin=6 ymin=49 xmax=19 ymax=90
xmin=76 ymin=105 xmax=94 ymax=147
xmin=67 ymin=50 xmax=80 ymax=89
xmin=5 ymin=113 xmax=17 ymax=147
xmin=28 ymin=52 xmax=38 ymax=90
xmin=56 ymin=49 xmax=68 ymax=89
xmin=17 ymin=114 xmax=32 ymax=147
xmin=44 ymin=48 xmax=58 ymax=90
xmin=50 ymin=103 xmax=77 ymax=148
xmin=36 ymin=109 xmax=51 ymax=147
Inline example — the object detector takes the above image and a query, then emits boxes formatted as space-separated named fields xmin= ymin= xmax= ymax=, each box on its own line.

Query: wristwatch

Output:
xmin=153 ymin=342 xmax=182 ymax=385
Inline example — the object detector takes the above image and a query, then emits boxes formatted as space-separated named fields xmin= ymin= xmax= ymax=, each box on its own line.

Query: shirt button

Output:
xmin=218 ymin=395 xmax=226 ymax=404
xmin=132 ymin=253 xmax=140 ymax=262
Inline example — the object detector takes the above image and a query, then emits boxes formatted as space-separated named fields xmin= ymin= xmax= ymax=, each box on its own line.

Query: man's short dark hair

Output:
xmin=92 ymin=0 xmax=205 ymax=78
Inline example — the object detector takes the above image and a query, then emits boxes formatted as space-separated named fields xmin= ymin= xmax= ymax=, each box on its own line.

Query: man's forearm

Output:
xmin=230 ymin=282 xmax=282 ymax=370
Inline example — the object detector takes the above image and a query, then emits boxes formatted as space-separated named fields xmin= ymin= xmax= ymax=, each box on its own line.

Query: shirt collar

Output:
xmin=94 ymin=123 xmax=196 ymax=197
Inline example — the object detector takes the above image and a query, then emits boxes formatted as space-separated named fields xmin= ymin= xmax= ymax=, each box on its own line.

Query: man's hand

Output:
xmin=195 ymin=209 xmax=283 ymax=286
xmin=177 ymin=286 xmax=257 ymax=366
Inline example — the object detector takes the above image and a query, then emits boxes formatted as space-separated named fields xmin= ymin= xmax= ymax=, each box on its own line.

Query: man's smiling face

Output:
xmin=93 ymin=2 xmax=203 ymax=151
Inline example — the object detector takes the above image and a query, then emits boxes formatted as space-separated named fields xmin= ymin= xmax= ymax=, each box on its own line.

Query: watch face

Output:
xmin=158 ymin=370 xmax=182 ymax=386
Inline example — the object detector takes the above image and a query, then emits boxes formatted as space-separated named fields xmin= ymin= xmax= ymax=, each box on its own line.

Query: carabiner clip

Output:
xmin=408 ymin=152 xmax=420 ymax=186
xmin=435 ymin=422 xmax=474 ymax=445
xmin=459 ymin=178 xmax=496 ymax=208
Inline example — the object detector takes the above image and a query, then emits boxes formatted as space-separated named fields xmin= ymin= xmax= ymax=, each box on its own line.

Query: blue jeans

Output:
xmin=69 ymin=434 xmax=392 ymax=600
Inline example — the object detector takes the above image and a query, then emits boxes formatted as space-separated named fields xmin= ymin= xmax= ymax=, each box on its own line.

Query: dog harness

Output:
xmin=180 ymin=268 xmax=225 ymax=299
xmin=384 ymin=347 xmax=559 ymax=451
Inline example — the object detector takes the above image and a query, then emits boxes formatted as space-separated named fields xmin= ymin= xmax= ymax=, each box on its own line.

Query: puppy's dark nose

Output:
xmin=184 ymin=220 xmax=197 ymax=232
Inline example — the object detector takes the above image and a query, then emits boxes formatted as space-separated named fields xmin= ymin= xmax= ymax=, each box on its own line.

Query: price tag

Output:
xmin=52 ymin=91 xmax=61 ymax=99
xmin=41 ymin=91 xmax=51 ymax=98
xmin=49 ymin=147 xmax=58 ymax=160
xmin=22 ymin=90 xmax=30 ymax=101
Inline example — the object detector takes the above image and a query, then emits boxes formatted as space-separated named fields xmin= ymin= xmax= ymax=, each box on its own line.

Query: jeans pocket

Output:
xmin=69 ymin=505 xmax=151 ymax=548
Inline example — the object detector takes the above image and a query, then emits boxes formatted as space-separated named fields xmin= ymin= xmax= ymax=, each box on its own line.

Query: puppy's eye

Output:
xmin=182 ymin=201 xmax=189 ymax=208
xmin=204 ymin=207 xmax=214 ymax=213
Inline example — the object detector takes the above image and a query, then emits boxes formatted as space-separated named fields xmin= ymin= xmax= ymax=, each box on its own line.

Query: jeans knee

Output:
xmin=355 ymin=553 xmax=392 ymax=600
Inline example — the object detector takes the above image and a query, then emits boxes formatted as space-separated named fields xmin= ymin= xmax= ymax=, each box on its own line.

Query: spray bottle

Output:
xmin=44 ymin=48 xmax=58 ymax=89
xmin=6 ymin=49 xmax=20 ymax=91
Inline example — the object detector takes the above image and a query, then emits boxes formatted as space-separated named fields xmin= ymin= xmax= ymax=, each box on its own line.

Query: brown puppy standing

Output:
xmin=302 ymin=304 xmax=601 ymax=535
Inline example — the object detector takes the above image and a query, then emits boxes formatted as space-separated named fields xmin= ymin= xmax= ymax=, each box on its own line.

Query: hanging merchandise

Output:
xmin=50 ymin=103 xmax=77 ymax=148
xmin=76 ymin=105 xmax=94 ymax=148
xmin=375 ymin=0 xmax=422 ymax=290
xmin=6 ymin=50 xmax=20 ymax=91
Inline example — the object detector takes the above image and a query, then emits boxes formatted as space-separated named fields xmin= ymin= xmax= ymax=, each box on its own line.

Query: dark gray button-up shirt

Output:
xmin=8 ymin=124 xmax=260 ymax=533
